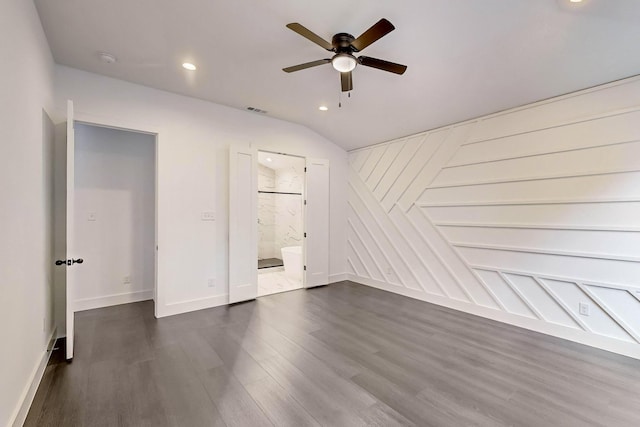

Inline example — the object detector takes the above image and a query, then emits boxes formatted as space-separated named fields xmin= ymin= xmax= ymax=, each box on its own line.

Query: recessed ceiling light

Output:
xmin=182 ymin=62 xmax=197 ymax=71
xmin=98 ymin=52 xmax=117 ymax=64
xmin=266 ymin=157 xmax=272 ymax=162
xmin=569 ymin=0 xmax=582 ymax=2
xmin=319 ymin=106 xmax=328 ymax=111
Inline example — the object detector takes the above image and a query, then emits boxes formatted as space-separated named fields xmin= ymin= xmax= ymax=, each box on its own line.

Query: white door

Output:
xmin=228 ymin=145 xmax=258 ymax=303
xmin=304 ymin=158 xmax=330 ymax=288
xmin=55 ymin=100 xmax=82 ymax=360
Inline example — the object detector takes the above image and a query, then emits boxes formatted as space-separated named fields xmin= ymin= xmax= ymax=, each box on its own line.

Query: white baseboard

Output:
xmin=157 ymin=294 xmax=228 ymax=318
xmin=347 ymin=274 xmax=640 ymax=360
xmin=329 ymin=272 xmax=349 ymax=283
xmin=74 ymin=289 xmax=153 ymax=312
xmin=10 ymin=327 xmax=57 ymax=427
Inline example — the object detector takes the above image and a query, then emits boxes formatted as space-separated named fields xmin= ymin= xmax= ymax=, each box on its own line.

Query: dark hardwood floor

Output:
xmin=25 ymin=281 xmax=640 ymax=426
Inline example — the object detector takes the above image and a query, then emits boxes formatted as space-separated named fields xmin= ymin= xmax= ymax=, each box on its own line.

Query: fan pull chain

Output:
xmin=338 ymin=90 xmax=352 ymax=108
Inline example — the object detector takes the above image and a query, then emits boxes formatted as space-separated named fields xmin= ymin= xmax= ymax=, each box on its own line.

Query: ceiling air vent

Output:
xmin=246 ymin=106 xmax=268 ymax=114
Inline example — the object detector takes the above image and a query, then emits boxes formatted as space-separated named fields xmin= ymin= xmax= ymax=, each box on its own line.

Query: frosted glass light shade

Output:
xmin=332 ymin=54 xmax=357 ymax=72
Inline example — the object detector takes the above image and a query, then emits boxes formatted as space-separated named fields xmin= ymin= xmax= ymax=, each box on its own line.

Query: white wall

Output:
xmin=348 ymin=76 xmax=640 ymax=360
xmin=73 ymin=124 xmax=155 ymax=310
xmin=258 ymin=164 xmax=277 ymax=259
xmin=274 ymin=160 xmax=305 ymax=252
xmin=53 ymin=65 xmax=348 ymax=318
xmin=0 ymin=1 xmax=55 ymax=425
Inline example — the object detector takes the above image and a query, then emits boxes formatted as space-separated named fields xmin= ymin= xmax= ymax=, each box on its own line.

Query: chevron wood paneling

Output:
xmin=347 ymin=76 xmax=640 ymax=359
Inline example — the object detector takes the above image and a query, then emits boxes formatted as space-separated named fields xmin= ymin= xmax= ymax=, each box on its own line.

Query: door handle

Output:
xmin=55 ymin=258 xmax=84 ymax=266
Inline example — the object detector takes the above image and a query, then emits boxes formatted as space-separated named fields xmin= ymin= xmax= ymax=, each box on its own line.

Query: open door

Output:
xmin=54 ymin=100 xmax=83 ymax=360
xmin=228 ymin=145 xmax=258 ymax=303
xmin=304 ymin=158 xmax=330 ymax=288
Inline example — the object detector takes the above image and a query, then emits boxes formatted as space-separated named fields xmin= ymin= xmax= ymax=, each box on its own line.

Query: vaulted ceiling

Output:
xmin=35 ymin=0 xmax=640 ymax=150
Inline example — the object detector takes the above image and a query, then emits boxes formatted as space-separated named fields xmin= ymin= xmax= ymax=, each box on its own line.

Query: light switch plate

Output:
xmin=201 ymin=212 xmax=215 ymax=221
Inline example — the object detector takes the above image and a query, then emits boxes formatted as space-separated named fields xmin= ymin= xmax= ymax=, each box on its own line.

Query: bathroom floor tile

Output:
xmin=258 ymin=271 xmax=303 ymax=297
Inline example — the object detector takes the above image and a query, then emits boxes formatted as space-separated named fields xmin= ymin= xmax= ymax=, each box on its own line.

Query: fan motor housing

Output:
xmin=332 ymin=33 xmax=356 ymax=52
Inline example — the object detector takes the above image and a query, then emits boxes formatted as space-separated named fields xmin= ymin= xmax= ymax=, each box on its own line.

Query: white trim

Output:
xmin=10 ymin=328 xmax=57 ymax=427
xmin=74 ymin=290 xmax=153 ymax=312
xmin=329 ymin=273 xmax=349 ymax=283
xmin=470 ymin=265 xmax=640 ymax=295
xmin=433 ymin=222 xmax=640 ymax=233
xmin=426 ymin=168 xmax=640 ymax=190
xmin=445 ymin=138 xmax=640 ymax=169
xmin=462 ymin=106 xmax=640 ymax=146
xmin=347 ymin=74 xmax=640 ymax=153
xmin=451 ymin=241 xmax=640 ymax=263
xmin=417 ymin=197 xmax=640 ymax=208
xmin=347 ymin=274 xmax=640 ymax=360
xmin=577 ymin=283 xmax=640 ymax=344
xmin=157 ymin=294 xmax=228 ymax=318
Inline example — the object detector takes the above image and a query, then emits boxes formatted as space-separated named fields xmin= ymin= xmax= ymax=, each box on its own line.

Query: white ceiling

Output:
xmin=35 ymin=0 xmax=640 ymax=150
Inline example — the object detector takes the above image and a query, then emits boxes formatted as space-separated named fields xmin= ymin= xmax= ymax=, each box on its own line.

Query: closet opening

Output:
xmin=71 ymin=123 xmax=157 ymax=312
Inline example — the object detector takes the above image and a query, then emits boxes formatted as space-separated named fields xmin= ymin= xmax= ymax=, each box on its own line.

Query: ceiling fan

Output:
xmin=283 ymin=18 xmax=407 ymax=92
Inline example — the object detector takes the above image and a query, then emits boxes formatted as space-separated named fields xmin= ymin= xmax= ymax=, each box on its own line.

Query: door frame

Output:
xmin=256 ymin=150 xmax=308 ymax=288
xmin=70 ymin=111 xmax=162 ymax=319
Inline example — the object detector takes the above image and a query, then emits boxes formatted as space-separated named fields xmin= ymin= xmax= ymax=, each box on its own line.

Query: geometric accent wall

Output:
xmin=347 ymin=76 xmax=640 ymax=359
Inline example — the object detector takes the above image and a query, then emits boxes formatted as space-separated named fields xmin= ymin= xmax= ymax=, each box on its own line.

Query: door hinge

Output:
xmin=304 ymin=167 xmax=307 ymax=172
xmin=304 ymin=200 xmax=307 ymax=205
xmin=304 ymin=265 xmax=307 ymax=271
xmin=304 ymin=232 xmax=307 ymax=238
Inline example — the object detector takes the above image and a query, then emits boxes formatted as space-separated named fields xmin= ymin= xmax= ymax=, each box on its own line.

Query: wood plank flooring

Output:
xmin=25 ymin=281 xmax=640 ymax=426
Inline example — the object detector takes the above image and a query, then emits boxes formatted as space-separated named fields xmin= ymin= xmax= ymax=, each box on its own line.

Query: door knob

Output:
xmin=55 ymin=258 xmax=84 ymax=266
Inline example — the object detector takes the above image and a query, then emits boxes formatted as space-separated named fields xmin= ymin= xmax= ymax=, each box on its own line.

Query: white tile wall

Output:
xmin=258 ymin=157 xmax=305 ymax=260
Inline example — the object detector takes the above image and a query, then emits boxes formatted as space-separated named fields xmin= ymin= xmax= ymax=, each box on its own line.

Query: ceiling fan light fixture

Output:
xmin=332 ymin=54 xmax=357 ymax=73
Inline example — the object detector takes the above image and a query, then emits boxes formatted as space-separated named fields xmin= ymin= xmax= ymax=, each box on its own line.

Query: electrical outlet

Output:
xmin=201 ymin=211 xmax=216 ymax=221
xmin=579 ymin=302 xmax=590 ymax=316
xmin=87 ymin=211 xmax=97 ymax=221
xmin=123 ymin=275 xmax=131 ymax=285
xmin=207 ymin=278 xmax=216 ymax=288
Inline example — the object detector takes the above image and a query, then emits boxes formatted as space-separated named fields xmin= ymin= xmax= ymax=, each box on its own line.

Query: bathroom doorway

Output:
xmin=257 ymin=151 xmax=305 ymax=296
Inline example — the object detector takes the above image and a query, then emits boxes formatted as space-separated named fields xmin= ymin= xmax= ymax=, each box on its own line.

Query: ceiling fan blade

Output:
xmin=351 ymin=18 xmax=395 ymax=52
xmin=283 ymin=59 xmax=331 ymax=73
xmin=286 ymin=23 xmax=334 ymax=51
xmin=358 ymin=56 xmax=407 ymax=75
xmin=341 ymin=71 xmax=353 ymax=92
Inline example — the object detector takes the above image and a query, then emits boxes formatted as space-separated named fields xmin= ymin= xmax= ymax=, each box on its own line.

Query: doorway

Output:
xmin=257 ymin=151 xmax=305 ymax=296
xmin=56 ymin=103 xmax=158 ymax=360
xmin=228 ymin=145 xmax=329 ymax=304
xmin=72 ymin=123 xmax=156 ymax=310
